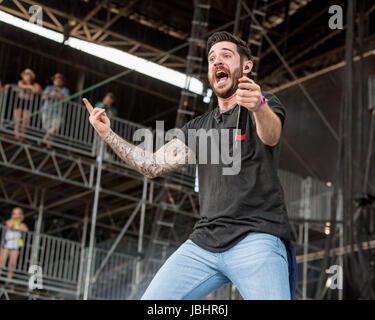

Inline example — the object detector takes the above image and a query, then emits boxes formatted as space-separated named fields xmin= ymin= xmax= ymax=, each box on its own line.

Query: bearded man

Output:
xmin=83 ymin=31 xmax=297 ymax=300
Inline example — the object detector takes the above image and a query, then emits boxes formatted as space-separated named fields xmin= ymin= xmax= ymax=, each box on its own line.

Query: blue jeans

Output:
xmin=141 ymin=232 xmax=291 ymax=300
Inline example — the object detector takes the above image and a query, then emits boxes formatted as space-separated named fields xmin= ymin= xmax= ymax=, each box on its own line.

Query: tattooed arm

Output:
xmin=83 ymin=98 xmax=195 ymax=179
xmin=104 ymin=129 xmax=194 ymax=179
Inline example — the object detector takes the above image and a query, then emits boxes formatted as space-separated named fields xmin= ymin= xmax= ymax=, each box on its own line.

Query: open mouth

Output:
xmin=215 ymin=70 xmax=229 ymax=85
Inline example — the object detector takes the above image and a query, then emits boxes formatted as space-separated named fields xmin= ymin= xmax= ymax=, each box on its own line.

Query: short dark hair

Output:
xmin=105 ymin=92 xmax=115 ymax=101
xmin=207 ymin=31 xmax=252 ymax=62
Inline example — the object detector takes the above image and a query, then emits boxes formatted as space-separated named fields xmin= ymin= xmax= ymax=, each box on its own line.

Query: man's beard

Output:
xmin=209 ymin=66 xmax=243 ymax=99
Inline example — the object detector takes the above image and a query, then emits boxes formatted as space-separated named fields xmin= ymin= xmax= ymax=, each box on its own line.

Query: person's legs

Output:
xmin=7 ymin=249 xmax=19 ymax=280
xmin=21 ymin=109 xmax=30 ymax=138
xmin=14 ymin=108 xmax=22 ymax=140
xmin=221 ymin=232 xmax=290 ymax=300
xmin=0 ymin=248 xmax=9 ymax=278
xmin=42 ymin=113 xmax=60 ymax=148
xmin=141 ymin=239 xmax=230 ymax=300
xmin=43 ymin=124 xmax=59 ymax=149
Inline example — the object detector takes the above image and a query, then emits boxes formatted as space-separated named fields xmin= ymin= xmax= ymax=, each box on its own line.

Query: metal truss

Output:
xmin=261 ymin=2 xmax=375 ymax=86
xmin=1 ymin=132 xmax=349 ymax=300
xmin=0 ymin=131 xmax=199 ymax=235
xmin=0 ymin=0 xmax=357 ymax=300
xmin=0 ymin=136 xmax=200 ymax=300
xmin=0 ymin=135 xmax=95 ymax=189
xmin=289 ymin=177 xmax=343 ymax=300
xmin=291 ymin=220 xmax=344 ymax=300
xmin=0 ymin=0 xmax=186 ymax=69
xmin=0 ymin=0 xmax=317 ymax=76
xmin=247 ymin=0 xmax=268 ymax=79
xmin=175 ymin=0 xmax=210 ymax=128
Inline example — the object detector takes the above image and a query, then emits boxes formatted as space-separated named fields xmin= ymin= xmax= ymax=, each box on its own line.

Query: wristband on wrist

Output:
xmin=254 ymin=96 xmax=268 ymax=112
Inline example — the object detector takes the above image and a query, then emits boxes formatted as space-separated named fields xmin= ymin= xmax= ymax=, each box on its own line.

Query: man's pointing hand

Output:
xmin=83 ymin=98 xmax=110 ymax=139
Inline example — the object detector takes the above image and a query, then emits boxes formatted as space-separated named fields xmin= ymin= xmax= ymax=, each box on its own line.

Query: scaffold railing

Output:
xmin=0 ymin=224 xmax=82 ymax=297
xmin=86 ymin=247 xmax=137 ymax=300
xmin=0 ymin=85 xmax=147 ymax=158
xmin=0 ymin=85 xmax=197 ymax=186
xmin=0 ymin=224 xmax=140 ymax=299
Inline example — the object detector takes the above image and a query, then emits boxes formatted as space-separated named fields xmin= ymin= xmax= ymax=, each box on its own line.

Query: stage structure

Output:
xmin=0 ymin=0 xmax=374 ymax=300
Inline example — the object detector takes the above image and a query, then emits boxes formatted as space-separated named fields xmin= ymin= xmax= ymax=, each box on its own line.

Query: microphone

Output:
xmin=235 ymin=65 xmax=250 ymax=142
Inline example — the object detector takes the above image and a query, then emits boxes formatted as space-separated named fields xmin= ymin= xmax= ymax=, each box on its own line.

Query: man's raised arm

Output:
xmin=83 ymin=98 xmax=195 ymax=179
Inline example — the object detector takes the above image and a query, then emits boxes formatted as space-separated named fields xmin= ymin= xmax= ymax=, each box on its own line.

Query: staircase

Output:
xmin=175 ymin=0 xmax=211 ymax=128
xmin=247 ymin=0 xmax=269 ymax=80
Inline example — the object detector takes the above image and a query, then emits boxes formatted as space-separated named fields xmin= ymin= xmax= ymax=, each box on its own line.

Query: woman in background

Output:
xmin=14 ymin=68 xmax=42 ymax=141
xmin=0 ymin=207 xmax=29 ymax=284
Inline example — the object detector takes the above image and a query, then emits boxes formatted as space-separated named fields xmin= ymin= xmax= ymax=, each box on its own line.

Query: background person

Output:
xmin=14 ymin=68 xmax=42 ymax=141
xmin=94 ymin=93 xmax=118 ymax=161
xmin=95 ymin=93 xmax=118 ymax=118
xmin=41 ymin=73 xmax=70 ymax=149
xmin=0 ymin=207 xmax=28 ymax=284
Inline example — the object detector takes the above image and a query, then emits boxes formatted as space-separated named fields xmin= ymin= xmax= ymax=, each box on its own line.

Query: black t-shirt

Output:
xmin=177 ymin=91 xmax=291 ymax=253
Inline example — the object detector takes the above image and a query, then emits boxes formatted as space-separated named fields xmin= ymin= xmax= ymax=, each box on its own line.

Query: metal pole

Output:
xmin=338 ymin=223 xmax=344 ymax=300
xmin=83 ymin=139 xmax=104 ymax=300
xmin=138 ymin=177 xmax=149 ymax=255
xmin=302 ymin=221 xmax=309 ymax=300
xmin=92 ymin=200 xmax=142 ymax=282
xmin=76 ymin=206 xmax=89 ymax=299
xmin=31 ymin=189 xmax=45 ymax=267
xmin=241 ymin=1 xmax=339 ymax=142
xmin=301 ymin=177 xmax=311 ymax=300
xmin=135 ymin=176 xmax=149 ymax=286
xmin=233 ymin=0 xmax=242 ymax=35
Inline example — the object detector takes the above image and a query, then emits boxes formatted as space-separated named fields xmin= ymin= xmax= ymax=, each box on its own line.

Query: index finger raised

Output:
xmin=83 ymin=98 xmax=94 ymax=114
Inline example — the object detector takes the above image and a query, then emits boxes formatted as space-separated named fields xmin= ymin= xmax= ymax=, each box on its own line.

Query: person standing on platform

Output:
xmin=0 ymin=207 xmax=28 ymax=284
xmin=82 ymin=31 xmax=297 ymax=300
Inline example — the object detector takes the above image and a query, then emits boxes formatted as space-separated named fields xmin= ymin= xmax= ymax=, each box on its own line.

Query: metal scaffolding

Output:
xmin=0 ymin=79 xmax=347 ymax=299
xmin=175 ymin=0 xmax=211 ymax=128
xmin=0 ymin=0 xmax=187 ymax=69
xmin=1 ymin=1 xmax=373 ymax=300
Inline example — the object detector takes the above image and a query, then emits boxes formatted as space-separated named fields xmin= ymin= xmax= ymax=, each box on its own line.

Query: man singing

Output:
xmin=83 ymin=31 xmax=297 ymax=300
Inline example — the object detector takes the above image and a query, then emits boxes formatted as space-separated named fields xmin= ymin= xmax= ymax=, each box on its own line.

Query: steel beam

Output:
xmin=241 ymin=1 xmax=339 ymax=141
xmin=31 ymin=189 xmax=45 ymax=266
xmin=0 ymin=0 xmax=186 ymax=68
xmin=91 ymin=200 xmax=143 ymax=283
xmin=84 ymin=140 xmax=104 ymax=300
xmin=76 ymin=207 xmax=89 ymax=299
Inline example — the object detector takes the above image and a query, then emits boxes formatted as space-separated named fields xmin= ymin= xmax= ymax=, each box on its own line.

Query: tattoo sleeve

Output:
xmin=103 ymin=129 xmax=195 ymax=179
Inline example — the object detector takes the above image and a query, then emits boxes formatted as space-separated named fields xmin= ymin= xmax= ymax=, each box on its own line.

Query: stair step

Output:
xmin=153 ymin=239 xmax=170 ymax=246
xmin=198 ymin=4 xmax=210 ymax=9
xmin=177 ymin=109 xmax=195 ymax=116
xmin=250 ymin=24 xmax=264 ymax=32
xmin=187 ymin=55 xmax=203 ymax=62
xmin=181 ymin=91 xmax=198 ymax=97
xmin=188 ymin=37 xmax=206 ymax=45
xmin=249 ymin=39 xmax=262 ymax=46
xmin=254 ymin=9 xmax=266 ymax=16
xmin=156 ymin=220 xmax=174 ymax=228
xmin=192 ymin=21 xmax=209 ymax=27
